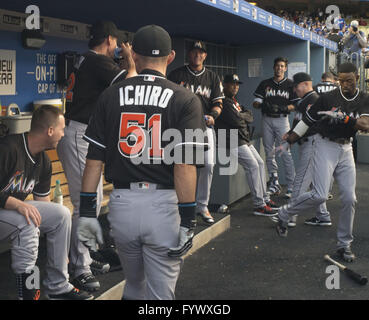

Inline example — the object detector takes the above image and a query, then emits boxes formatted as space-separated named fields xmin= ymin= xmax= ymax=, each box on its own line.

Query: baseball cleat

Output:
xmin=270 ymin=216 xmax=296 ymax=227
xmin=253 ymin=205 xmax=278 ymax=217
xmin=90 ymin=259 xmax=110 ymax=275
xmin=16 ymin=273 xmax=41 ymax=300
xmin=90 ymin=247 xmax=122 ymax=272
xmin=71 ymin=273 xmax=100 ymax=292
xmin=276 ymin=218 xmax=288 ymax=237
xmin=46 ymin=287 xmax=94 ymax=300
xmin=198 ymin=211 xmax=214 ymax=224
xmin=265 ymin=200 xmax=279 ymax=212
xmin=287 ymin=219 xmax=297 ymax=228
xmin=304 ymin=217 xmax=332 ymax=226
xmin=336 ymin=247 xmax=355 ymax=263
xmin=267 ymin=183 xmax=282 ymax=196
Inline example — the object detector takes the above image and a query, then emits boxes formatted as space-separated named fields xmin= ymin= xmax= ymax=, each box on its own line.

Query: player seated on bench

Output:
xmin=0 ymin=105 xmax=93 ymax=300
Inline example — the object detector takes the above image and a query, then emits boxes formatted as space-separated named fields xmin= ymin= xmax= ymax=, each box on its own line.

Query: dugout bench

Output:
xmin=26 ymin=149 xmax=113 ymax=214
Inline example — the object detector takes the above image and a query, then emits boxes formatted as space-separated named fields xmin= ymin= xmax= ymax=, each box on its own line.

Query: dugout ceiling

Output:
xmin=0 ymin=0 xmax=334 ymax=48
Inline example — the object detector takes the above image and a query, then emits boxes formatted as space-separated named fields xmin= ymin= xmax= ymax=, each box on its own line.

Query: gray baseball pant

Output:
xmin=196 ymin=127 xmax=215 ymax=214
xmin=107 ymin=185 xmax=182 ymax=300
xmin=290 ymin=135 xmax=330 ymax=221
xmin=230 ymin=144 xmax=270 ymax=208
xmin=279 ymin=134 xmax=356 ymax=249
xmin=262 ymin=115 xmax=295 ymax=189
xmin=0 ymin=201 xmax=73 ymax=295
xmin=57 ymin=120 xmax=103 ymax=277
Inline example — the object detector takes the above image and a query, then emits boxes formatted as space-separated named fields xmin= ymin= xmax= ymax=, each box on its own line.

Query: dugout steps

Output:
xmin=95 ymin=213 xmax=231 ymax=300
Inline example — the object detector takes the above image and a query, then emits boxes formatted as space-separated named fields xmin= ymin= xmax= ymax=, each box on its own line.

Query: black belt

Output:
xmin=113 ymin=182 xmax=174 ymax=190
xmin=264 ymin=114 xmax=287 ymax=118
xmin=322 ymin=136 xmax=351 ymax=145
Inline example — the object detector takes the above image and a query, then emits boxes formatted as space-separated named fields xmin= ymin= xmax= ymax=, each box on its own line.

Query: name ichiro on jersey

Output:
xmin=119 ymin=85 xmax=174 ymax=108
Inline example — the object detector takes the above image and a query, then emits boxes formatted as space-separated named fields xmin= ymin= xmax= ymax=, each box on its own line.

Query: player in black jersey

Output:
xmin=253 ymin=57 xmax=298 ymax=198
xmin=313 ymin=71 xmax=338 ymax=200
xmin=56 ymin=20 xmax=136 ymax=291
xmin=273 ymin=73 xmax=331 ymax=228
xmin=276 ymin=63 xmax=369 ymax=262
xmin=168 ymin=41 xmax=224 ymax=224
xmin=0 ymin=105 xmax=92 ymax=300
xmin=314 ymin=71 xmax=338 ymax=95
xmin=216 ymin=74 xmax=278 ymax=217
xmin=78 ymin=25 xmax=208 ymax=300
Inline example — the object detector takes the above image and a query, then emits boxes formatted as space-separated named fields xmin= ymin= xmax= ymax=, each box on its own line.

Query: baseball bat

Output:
xmin=324 ymin=254 xmax=368 ymax=285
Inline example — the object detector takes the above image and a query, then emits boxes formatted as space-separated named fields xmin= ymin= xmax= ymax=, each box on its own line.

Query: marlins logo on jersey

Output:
xmin=179 ymin=81 xmax=212 ymax=99
xmin=168 ymin=65 xmax=224 ymax=113
xmin=254 ymin=77 xmax=298 ymax=113
xmin=2 ymin=171 xmax=36 ymax=194
xmin=265 ymin=86 xmax=290 ymax=99
xmin=0 ymin=133 xmax=52 ymax=203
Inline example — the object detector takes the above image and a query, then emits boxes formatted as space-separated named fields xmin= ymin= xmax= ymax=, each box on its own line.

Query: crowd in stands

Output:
xmin=261 ymin=6 xmax=369 ymax=62
xmin=266 ymin=7 xmax=369 ymax=40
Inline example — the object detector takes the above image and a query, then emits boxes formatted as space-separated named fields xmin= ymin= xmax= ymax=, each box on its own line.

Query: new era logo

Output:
xmin=144 ymin=75 xmax=156 ymax=82
xmin=139 ymin=183 xmax=150 ymax=189
xmin=152 ymin=50 xmax=160 ymax=55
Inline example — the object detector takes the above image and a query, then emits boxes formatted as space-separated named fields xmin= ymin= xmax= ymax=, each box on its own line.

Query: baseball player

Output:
xmin=168 ymin=41 xmax=224 ymax=224
xmin=272 ymin=73 xmax=331 ymax=227
xmin=314 ymin=71 xmax=338 ymax=94
xmin=314 ymin=71 xmax=338 ymax=201
xmin=276 ymin=63 xmax=369 ymax=262
xmin=56 ymin=20 xmax=136 ymax=292
xmin=77 ymin=25 xmax=209 ymax=300
xmin=216 ymin=74 xmax=278 ymax=216
xmin=0 ymin=105 xmax=93 ymax=300
xmin=253 ymin=57 xmax=298 ymax=198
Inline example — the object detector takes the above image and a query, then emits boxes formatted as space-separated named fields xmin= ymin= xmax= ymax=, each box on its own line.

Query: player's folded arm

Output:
xmin=222 ymin=100 xmax=250 ymax=127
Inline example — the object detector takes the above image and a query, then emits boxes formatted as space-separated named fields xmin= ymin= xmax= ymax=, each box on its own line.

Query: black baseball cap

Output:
xmin=89 ymin=21 xmax=120 ymax=47
xmin=293 ymin=72 xmax=312 ymax=85
xmin=188 ymin=41 xmax=207 ymax=53
xmin=224 ymin=74 xmax=243 ymax=84
xmin=132 ymin=25 xmax=172 ymax=57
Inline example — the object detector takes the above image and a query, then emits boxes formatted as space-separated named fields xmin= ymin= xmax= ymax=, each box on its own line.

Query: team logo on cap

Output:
xmin=194 ymin=41 xmax=203 ymax=49
xmin=233 ymin=75 xmax=239 ymax=81
xmin=152 ymin=50 xmax=160 ymax=55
